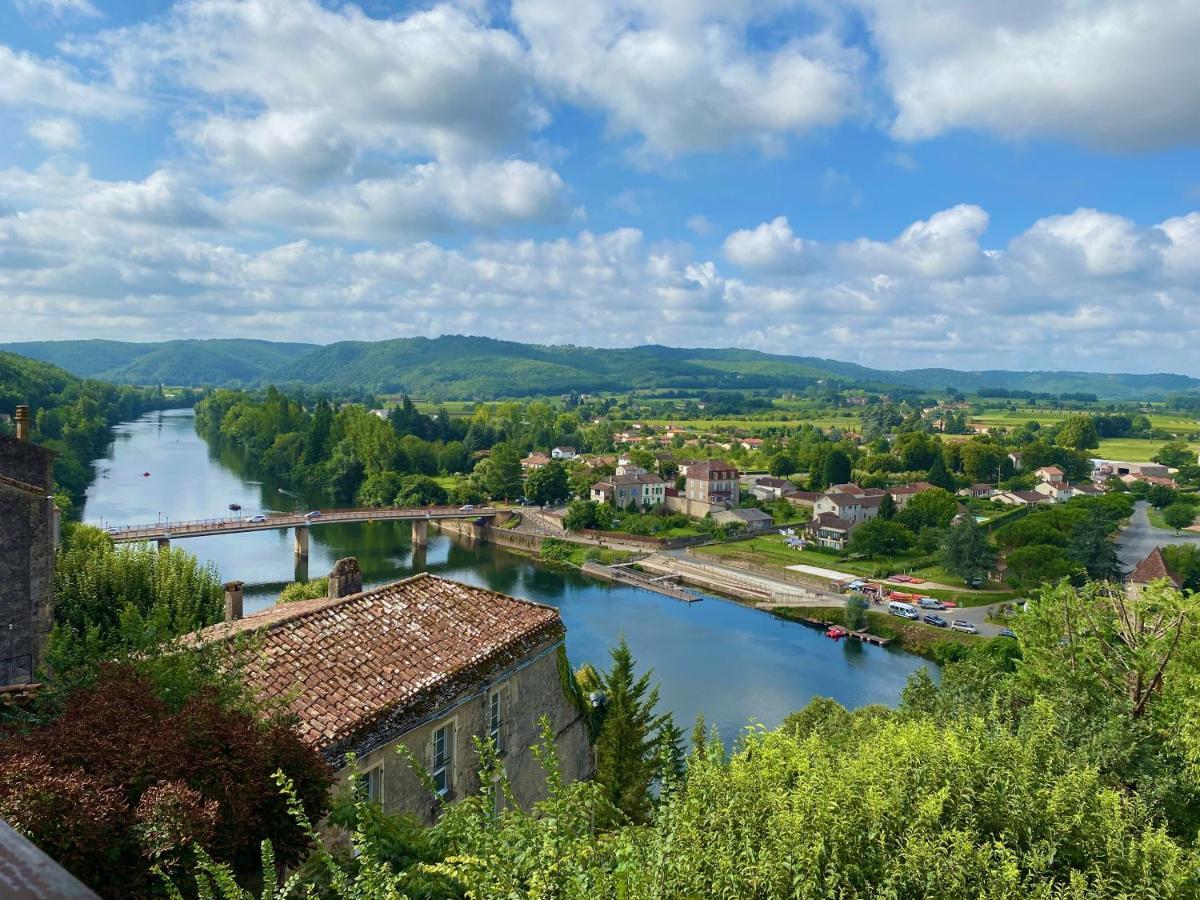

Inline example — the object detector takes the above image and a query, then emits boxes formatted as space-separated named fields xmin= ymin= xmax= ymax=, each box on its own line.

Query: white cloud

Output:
xmin=14 ymin=0 xmax=101 ymax=20
xmin=27 ymin=117 xmax=83 ymax=151
xmin=84 ymin=0 xmax=544 ymax=177
xmin=0 ymin=45 xmax=139 ymax=118
xmin=862 ymin=0 xmax=1200 ymax=150
xmin=723 ymin=216 xmax=812 ymax=272
xmin=686 ymin=214 xmax=714 ymax=235
xmin=511 ymin=0 xmax=863 ymax=157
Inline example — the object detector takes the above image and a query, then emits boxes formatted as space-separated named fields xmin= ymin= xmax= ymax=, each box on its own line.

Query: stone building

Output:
xmin=684 ymin=459 xmax=739 ymax=507
xmin=189 ymin=565 xmax=592 ymax=823
xmin=0 ymin=406 xmax=57 ymax=686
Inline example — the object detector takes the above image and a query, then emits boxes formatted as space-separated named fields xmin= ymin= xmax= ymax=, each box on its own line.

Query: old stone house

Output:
xmin=188 ymin=565 xmax=592 ymax=823
xmin=0 ymin=407 xmax=57 ymax=687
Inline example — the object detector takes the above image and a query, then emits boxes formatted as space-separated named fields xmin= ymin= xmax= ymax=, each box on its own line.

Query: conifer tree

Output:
xmin=593 ymin=639 xmax=665 ymax=823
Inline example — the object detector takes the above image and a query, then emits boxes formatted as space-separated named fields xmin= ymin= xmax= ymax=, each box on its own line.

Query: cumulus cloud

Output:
xmin=512 ymin=0 xmax=863 ymax=157
xmin=84 ymin=0 xmax=544 ymax=176
xmin=5 ymin=184 xmax=1199 ymax=373
xmin=27 ymin=117 xmax=83 ymax=151
xmin=0 ymin=45 xmax=139 ymax=118
xmin=862 ymin=0 xmax=1200 ymax=150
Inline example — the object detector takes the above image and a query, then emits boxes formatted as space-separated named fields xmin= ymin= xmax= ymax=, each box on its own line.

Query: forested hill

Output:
xmin=1 ymin=338 xmax=318 ymax=386
xmin=4 ymin=335 xmax=1199 ymax=400
xmin=0 ymin=350 xmax=198 ymax=512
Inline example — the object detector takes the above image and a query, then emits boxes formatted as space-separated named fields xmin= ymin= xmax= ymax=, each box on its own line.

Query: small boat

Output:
xmin=142 ymin=472 xmax=151 ymax=477
xmin=825 ymin=625 xmax=848 ymax=640
xmin=228 ymin=503 xmax=242 ymax=511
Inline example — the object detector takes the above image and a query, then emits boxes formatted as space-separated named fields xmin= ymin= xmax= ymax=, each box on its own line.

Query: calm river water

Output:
xmin=83 ymin=409 xmax=934 ymax=744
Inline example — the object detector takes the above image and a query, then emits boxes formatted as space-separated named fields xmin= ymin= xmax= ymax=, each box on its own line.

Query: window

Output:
xmin=432 ymin=722 xmax=454 ymax=797
xmin=488 ymin=687 xmax=504 ymax=753
xmin=357 ymin=764 xmax=383 ymax=806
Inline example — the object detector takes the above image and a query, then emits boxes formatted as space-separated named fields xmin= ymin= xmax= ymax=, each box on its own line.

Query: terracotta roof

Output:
xmin=1128 ymin=548 xmax=1183 ymax=588
xmin=188 ymin=573 xmax=563 ymax=758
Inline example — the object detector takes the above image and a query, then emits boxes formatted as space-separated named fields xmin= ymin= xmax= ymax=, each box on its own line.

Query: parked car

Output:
xmin=304 ymin=510 xmax=321 ymax=519
xmin=951 ymin=620 xmax=978 ymax=634
xmin=918 ymin=597 xmax=945 ymax=610
xmin=459 ymin=504 xmax=475 ymax=511
xmin=922 ymin=614 xmax=948 ymax=628
xmin=246 ymin=514 xmax=266 ymax=523
xmin=998 ymin=627 xmax=1016 ymax=639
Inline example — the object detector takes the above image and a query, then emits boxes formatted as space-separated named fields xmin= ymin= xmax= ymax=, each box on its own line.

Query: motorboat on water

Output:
xmin=228 ymin=503 xmax=242 ymax=511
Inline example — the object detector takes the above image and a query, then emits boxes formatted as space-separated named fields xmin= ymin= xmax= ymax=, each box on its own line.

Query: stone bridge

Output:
xmin=105 ymin=506 xmax=498 ymax=556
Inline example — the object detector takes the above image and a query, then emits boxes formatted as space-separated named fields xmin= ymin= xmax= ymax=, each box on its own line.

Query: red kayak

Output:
xmin=825 ymin=625 xmax=848 ymax=640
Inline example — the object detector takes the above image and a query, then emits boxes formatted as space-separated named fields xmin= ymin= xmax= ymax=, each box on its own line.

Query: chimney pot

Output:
xmin=14 ymin=405 xmax=30 ymax=442
xmin=328 ymin=557 xmax=363 ymax=598
xmin=223 ymin=580 xmax=245 ymax=622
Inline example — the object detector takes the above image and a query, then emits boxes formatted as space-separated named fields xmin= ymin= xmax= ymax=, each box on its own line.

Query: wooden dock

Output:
xmin=583 ymin=562 xmax=702 ymax=603
xmin=793 ymin=617 xmax=891 ymax=646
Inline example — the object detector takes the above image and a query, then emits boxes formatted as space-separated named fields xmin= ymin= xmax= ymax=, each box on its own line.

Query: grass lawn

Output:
xmin=1096 ymin=437 xmax=1199 ymax=462
xmin=699 ymin=535 xmax=1012 ymax=603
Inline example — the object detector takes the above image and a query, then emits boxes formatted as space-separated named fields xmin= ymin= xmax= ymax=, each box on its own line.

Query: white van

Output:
xmin=888 ymin=601 xmax=920 ymax=620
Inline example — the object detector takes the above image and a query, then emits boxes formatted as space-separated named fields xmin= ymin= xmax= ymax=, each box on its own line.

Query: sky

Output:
xmin=2 ymin=0 xmax=1199 ymax=374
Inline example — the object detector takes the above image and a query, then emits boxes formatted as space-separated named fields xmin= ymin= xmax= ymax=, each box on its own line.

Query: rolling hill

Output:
xmin=4 ymin=335 xmax=1198 ymax=400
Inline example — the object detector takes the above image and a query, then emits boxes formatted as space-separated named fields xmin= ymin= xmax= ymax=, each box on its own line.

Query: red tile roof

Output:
xmin=1128 ymin=547 xmax=1183 ymax=588
xmin=188 ymin=573 xmax=563 ymax=759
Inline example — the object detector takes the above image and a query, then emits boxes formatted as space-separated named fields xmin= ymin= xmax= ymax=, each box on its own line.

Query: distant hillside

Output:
xmin=0 ymin=339 xmax=318 ymax=387
xmin=4 ymin=335 xmax=1198 ymax=400
xmin=0 ymin=350 xmax=80 ymax=415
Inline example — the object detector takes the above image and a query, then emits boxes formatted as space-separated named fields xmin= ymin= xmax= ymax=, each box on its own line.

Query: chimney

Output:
xmin=328 ymin=557 xmax=363 ymax=599
xmin=223 ymin=580 xmax=245 ymax=622
xmin=14 ymin=405 xmax=30 ymax=442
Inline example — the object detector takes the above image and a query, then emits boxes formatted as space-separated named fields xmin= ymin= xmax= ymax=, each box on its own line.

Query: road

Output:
xmin=1116 ymin=501 xmax=1200 ymax=569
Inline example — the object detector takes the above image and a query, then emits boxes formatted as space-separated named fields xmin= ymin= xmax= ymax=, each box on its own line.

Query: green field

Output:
xmin=1095 ymin=437 xmax=1199 ymax=462
xmin=971 ymin=407 xmax=1200 ymax=432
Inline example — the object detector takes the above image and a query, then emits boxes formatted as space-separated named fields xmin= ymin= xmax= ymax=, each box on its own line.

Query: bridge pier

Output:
xmin=294 ymin=525 xmax=309 ymax=558
xmin=157 ymin=537 xmax=170 ymax=551
xmin=411 ymin=518 xmax=429 ymax=546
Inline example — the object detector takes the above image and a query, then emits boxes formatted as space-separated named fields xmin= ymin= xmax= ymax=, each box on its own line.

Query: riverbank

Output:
xmin=771 ymin=606 xmax=991 ymax=663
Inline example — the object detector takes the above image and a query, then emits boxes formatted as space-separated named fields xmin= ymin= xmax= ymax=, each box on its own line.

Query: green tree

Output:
xmin=356 ymin=471 xmax=405 ymax=507
xmin=925 ymin=450 xmax=955 ymax=491
xmin=940 ymin=517 xmax=995 ymax=586
xmin=821 ymin=448 xmax=852 ymax=488
xmin=847 ymin=518 xmax=914 ymax=558
xmin=1005 ymin=544 xmax=1074 ymax=589
xmin=768 ymin=454 xmax=796 ymax=477
xmin=1056 ymin=414 xmax=1100 ymax=451
xmin=393 ymin=475 xmax=448 ymax=507
xmin=525 ymin=460 xmax=570 ymax=505
xmin=896 ymin=488 xmax=958 ymax=532
xmin=593 ymin=639 xmax=665 ymax=824
xmin=563 ymin=499 xmax=611 ymax=531
xmin=481 ymin=443 xmax=523 ymax=500
xmin=843 ymin=594 xmax=869 ymax=631
xmin=1067 ymin=517 xmax=1122 ymax=581
xmin=1155 ymin=441 xmax=1195 ymax=469
xmin=1163 ymin=502 xmax=1197 ymax=532
xmin=1162 ymin=545 xmax=1200 ymax=589
xmin=877 ymin=491 xmax=897 ymax=521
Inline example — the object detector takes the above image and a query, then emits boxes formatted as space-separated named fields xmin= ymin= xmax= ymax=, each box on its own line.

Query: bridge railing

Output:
xmin=106 ymin=506 xmax=496 ymax=536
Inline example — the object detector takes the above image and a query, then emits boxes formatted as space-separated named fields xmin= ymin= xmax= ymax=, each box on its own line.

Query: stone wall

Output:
xmin=339 ymin=637 xmax=591 ymax=825
xmin=0 ymin=435 xmax=56 ymax=686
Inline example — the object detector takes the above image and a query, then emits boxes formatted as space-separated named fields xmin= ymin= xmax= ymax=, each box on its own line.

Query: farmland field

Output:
xmin=1095 ymin=437 xmax=1200 ymax=462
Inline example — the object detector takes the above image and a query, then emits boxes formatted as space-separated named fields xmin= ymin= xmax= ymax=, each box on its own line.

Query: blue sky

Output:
xmin=2 ymin=0 xmax=1198 ymax=374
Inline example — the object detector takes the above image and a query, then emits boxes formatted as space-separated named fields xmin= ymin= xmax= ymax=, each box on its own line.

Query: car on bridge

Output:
xmin=304 ymin=510 xmax=321 ymax=519
xmin=459 ymin=504 xmax=475 ymax=511
xmin=245 ymin=514 xmax=266 ymax=523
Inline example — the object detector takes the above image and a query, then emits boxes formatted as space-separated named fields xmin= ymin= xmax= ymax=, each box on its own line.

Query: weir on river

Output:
xmin=84 ymin=408 xmax=936 ymax=746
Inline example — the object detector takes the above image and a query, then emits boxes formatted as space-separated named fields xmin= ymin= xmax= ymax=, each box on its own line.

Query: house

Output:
xmin=551 ymin=447 xmax=577 ymax=461
xmin=749 ymin=476 xmax=796 ymax=501
xmin=1034 ymin=466 xmax=1064 ymax=483
xmin=739 ymin=437 xmax=764 ymax=451
xmin=1033 ymin=480 xmax=1073 ymax=502
xmin=1126 ymin=547 xmax=1183 ymax=599
xmin=806 ymin=513 xmax=855 ymax=551
xmin=0 ymin=407 xmax=57 ymax=687
xmin=1072 ymin=482 xmax=1105 ymax=497
xmin=994 ymin=490 xmax=1053 ymax=507
xmin=684 ymin=459 xmax=740 ymax=507
xmin=713 ymin=507 xmax=775 ymax=532
xmin=958 ymin=483 xmax=995 ymax=499
xmin=813 ymin=492 xmax=882 ymax=524
xmin=590 ymin=472 xmax=668 ymax=510
xmin=188 ymin=565 xmax=592 ymax=825
xmin=886 ymin=481 xmax=936 ymax=509
xmin=785 ymin=490 xmax=821 ymax=510
xmin=520 ymin=452 xmax=550 ymax=471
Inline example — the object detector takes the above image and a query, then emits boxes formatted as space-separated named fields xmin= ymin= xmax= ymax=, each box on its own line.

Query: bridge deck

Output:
xmin=106 ymin=506 xmax=497 ymax=542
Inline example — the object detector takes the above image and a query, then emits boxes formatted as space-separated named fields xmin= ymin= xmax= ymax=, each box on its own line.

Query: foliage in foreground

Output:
xmin=177 ymin=701 xmax=1197 ymax=899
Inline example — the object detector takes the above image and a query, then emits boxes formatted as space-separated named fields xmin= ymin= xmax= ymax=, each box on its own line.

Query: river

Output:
xmin=83 ymin=408 xmax=935 ymax=744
